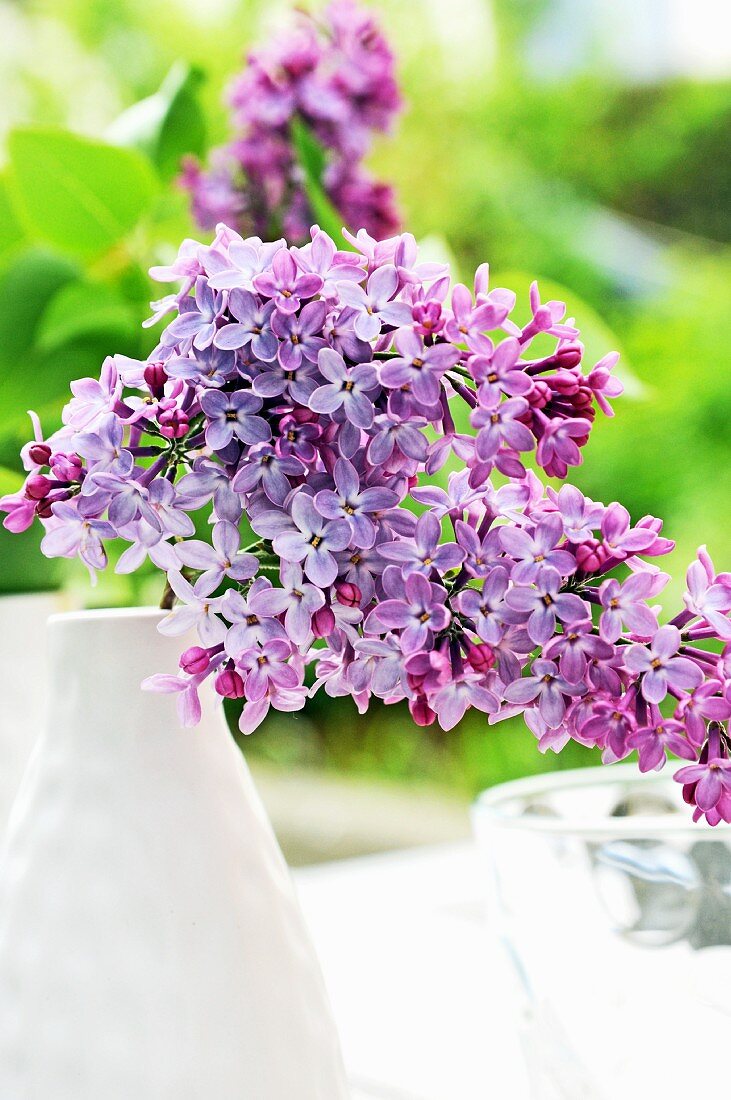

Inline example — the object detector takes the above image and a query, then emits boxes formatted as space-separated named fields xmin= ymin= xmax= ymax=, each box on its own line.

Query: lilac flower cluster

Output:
xmin=4 ymin=220 xmax=730 ymax=824
xmin=181 ymin=1 xmax=401 ymax=243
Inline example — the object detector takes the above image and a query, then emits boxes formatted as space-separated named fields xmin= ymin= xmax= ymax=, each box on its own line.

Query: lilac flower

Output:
xmin=535 ymin=417 xmax=591 ymax=478
xmin=164 ymin=276 xmax=221 ymax=350
xmin=74 ymin=414 xmax=132 ymax=476
xmin=544 ymin=619 xmax=614 ymax=684
xmin=600 ymin=503 xmax=657 ymax=557
xmin=598 ymin=573 xmax=660 ymax=643
xmin=7 ymin=218 xmax=730 ymax=822
xmin=271 ymin=300 xmax=327 ymax=370
xmin=676 ymin=681 xmax=731 ymax=748
xmin=471 ymin=397 xmax=534 ymax=463
xmin=232 ymin=444 xmax=304 ymax=506
xmin=213 ymin=290 xmax=278 ymax=361
xmin=176 ymin=521 xmax=258 ymax=589
xmin=683 ymin=553 xmax=731 ymax=639
xmin=455 ymin=567 xmax=517 ymax=645
xmin=40 ymin=503 xmax=114 ymax=580
xmin=379 ymin=511 xmax=464 ymax=576
xmin=207 ymin=237 xmax=286 ymax=291
xmin=337 ymin=265 xmax=412 ymax=340
xmin=236 ymin=640 xmax=301 ymax=701
xmin=625 ymin=625 xmax=704 ymax=704
xmin=431 ymin=672 xmax=499 ymax=731
xmin=253 ymin=249 xmax=323 ymax=313
xmin=309 ymin=348 xmax=378 ymax=429
xmin=469 ymin=338 xmax=532 ymax=403
xmin=200 ymin=389 xmax=270 ymax=450
xmin=499 ymin=513 xmax=576 ymax=584
xmin=366 ymin=414 xmax=428 ymax=466
xmin=454 ymin=522 xmax=504 ymax=579
xmin=627 ymin=718 xmax=696 ymax=773
xmin=251 ymin=356 xmax=320 ymax=405
xmin=505 ymin=567 xmax=589 ymax=646
xmin=554 ymin=483 xmax=604 ymax=543
xmin=222 ymin=580 xmax=288 ymax=656
xmin=158 ymin=571 xmax=227 ymax=646
xmin=62 ymin=358 xmax=120 ymax=431
xmin=349 ymin=637 xmax=404 ymax=698
xmin=365 ymin=572 xmax=450 ymax=653
xmin=503 ymin=659 xmax=582 ymax=729
xmin=248 ymin=561 xmax=325 ymax=645
xmin=272 ymin=492 xmax=351 ymax=586
xmin=314 ymin=458 xmax=398 ymax=549
xmin=176 ymin=459 xmax=242 ymax=522
xmin=674 ymin=729 xmax=731 ymax=819
xmin=379 ymin=330 xmax=460 ymax=406
xmin=334 ymin=540 xmax=387 ymax=605
xmin=444 ymin=283 xmax=504 ymax=346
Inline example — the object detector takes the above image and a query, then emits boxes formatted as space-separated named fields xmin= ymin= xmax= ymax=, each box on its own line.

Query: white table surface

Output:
xmin=294 ymin=841 xmax=531 ymax=1100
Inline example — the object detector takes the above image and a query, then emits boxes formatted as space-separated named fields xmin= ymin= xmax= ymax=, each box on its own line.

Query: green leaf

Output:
xmin=0 ymin=175 xmax=26 ymax=258
xmin=0 ymin=246 xmax=79 ymax=359
xmin=0 ymin=465 xmax=23 ymax=495
xmin=7 ymin=128 xmax=158 ymax=258
xmin=107 ymin=63 xmax=207 ymax=181
xmin=36 ymin=279 xmax=137 ymax=353
xmin=290 ymin=116 xmax=355 ymax=250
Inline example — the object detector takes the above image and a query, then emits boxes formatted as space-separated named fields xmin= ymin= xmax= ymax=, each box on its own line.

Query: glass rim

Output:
xmin=472 ymin=764 xmax=726 ymax=838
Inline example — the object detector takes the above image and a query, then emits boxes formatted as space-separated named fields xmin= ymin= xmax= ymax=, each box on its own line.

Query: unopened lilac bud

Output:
xmin=215 ymin=668 xmax=245 ymax=699
xmin=466 ymin=643 xmax=495 ymax=674
xmin=552 ymin=369 xmax=580 ymax=396
xmin=527 ymin=379 xmax=551 ymax=408
xmin=409 ymin=695 xmax=436 ymax=727
xmin=312 ymin=606 xmax=336 ymax=638
xmin=159 ymin=407 xmax=190 ymax=440
xmin=25 ymin=475 xmax=51 ymax=500
xmin=143 ymin=361 xmax=168 ymax=396
xmin=51 ymin=453 xmax=82 ymax=481
xmin=335 ymin=581 xmax=361 ymax=608
xmin=555 ymin=343 xmax=583 ymax=369
xmin=180 ymin=646 xmax=209 ymax=675
xmin=576 ymin=539 xmax=608 ymax=574
xmin=35 ymin=498 xmax=54 ymax=519
xmin=28 ymin=443 xmax=52 ymax=466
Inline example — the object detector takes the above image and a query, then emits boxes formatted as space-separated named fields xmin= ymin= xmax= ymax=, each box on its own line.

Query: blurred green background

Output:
xmin=0 ymin=0 xmax=729 ymax=799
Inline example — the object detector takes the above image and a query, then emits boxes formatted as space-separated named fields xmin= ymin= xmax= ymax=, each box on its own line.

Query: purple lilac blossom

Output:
xmin=4 ymin=220 xmax=731 ymax=826
xmin=180 ymin=2 xmax=402 ymax=244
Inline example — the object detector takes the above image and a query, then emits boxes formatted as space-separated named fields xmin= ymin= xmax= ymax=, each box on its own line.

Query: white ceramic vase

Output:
xmin=0 ymin=607 xmax=349 ymax=1100
xmin=0 ymin=592 xmax=58 ymax=839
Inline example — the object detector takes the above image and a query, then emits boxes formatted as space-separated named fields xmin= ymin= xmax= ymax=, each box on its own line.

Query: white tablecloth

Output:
xmin=294 ymin=842 xmax=530 ymax=1100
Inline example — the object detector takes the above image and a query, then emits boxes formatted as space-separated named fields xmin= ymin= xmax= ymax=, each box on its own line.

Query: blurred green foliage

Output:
xmin=0 ymin=0 xmax=728 ymax=791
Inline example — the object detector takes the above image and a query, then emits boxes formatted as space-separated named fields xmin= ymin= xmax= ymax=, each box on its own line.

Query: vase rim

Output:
xmin=48 ymin=606 xmax=165 ymax=628
xmin=472 ymin=764 xmax=723 ymax=838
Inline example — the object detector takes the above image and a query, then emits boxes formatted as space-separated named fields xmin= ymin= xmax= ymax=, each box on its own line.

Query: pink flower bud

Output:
xmin=25 ymin=475 xmax=52 ymax=500
xmin=409 ymin=695 xmax=436 ymax=727
xmin=335 ymin=581 xmax=361 ymax=607
xmin=576 ymin=539 xmax=608 ymax=574
xmin=143 ymin=361 xmax=168 ymax=396
xmin=551 ymin=370 xmax=580 ymax=396
xmin=158 ymin=407 xmax=190 ymax=440
xmin=466 ymin=643 xmax=495 ymax=674
xmin=51 ymin=453 xmax=82 ymax=481
xmin=28 ymin=443 xmax=52 ymax=466
xmin=180 ymin=646 xmax=209 ymax=675
xmin=312 ymin=606 xmax=336 ymax=638
xmin=527 ymin=380 xmax=551 ymax=409
xmin=555 ymin=343 xmax=583 ymax=369
xmin=215 ymin=668 xmax=245 ymax=700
